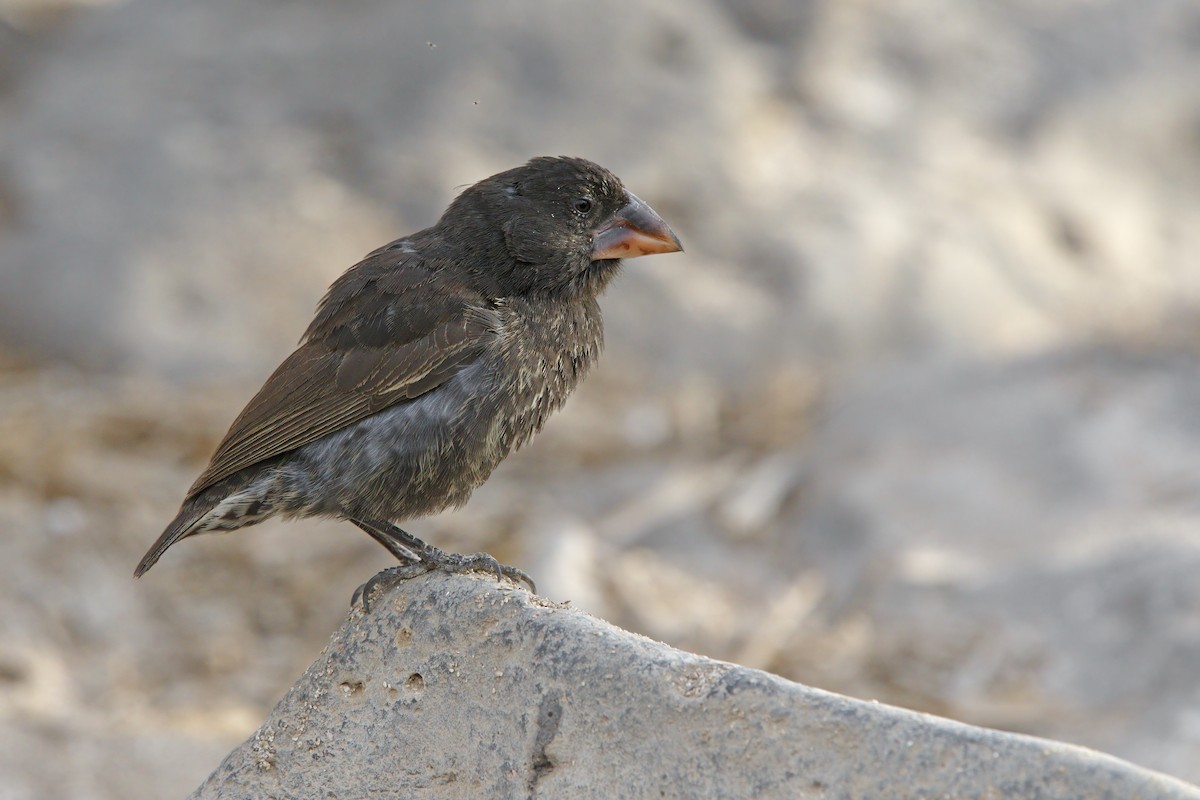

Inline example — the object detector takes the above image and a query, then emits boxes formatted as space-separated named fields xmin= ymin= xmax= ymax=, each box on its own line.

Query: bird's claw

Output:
xmin=353 ymin=563 xmax=432 ymax=612
xmin=353 ymin=550 xmax=536 ymax=612
xmin=498 ymin=563 xmax=537 ymax=593
xmin=419 ymin=545 xmax=537 ymax=594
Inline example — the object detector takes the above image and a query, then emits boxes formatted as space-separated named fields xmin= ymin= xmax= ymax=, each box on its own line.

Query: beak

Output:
xmin=592 ymin=192 xmax=683 ymax=260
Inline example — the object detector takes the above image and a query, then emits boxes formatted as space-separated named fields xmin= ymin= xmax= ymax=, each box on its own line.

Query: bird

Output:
xmin=134 ymin=156 xmax=683 ymax=603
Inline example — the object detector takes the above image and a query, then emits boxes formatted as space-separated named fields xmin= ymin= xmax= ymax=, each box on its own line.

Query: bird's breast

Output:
xmin=484 ymin=296 xmax=605 ymax=455
xmin=283 ymin=296 xmax=605 ymax=520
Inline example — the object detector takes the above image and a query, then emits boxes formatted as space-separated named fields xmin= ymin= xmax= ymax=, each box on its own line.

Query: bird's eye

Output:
xmin=572 ymin=197 xmax=593 ymax=215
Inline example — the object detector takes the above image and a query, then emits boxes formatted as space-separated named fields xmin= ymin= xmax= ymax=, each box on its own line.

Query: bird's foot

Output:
xmin=415 ymin=543 xmax=536 ymax=593
xmin=353 ymin=551 xmax=536 ymax=611
xmin=350 ymin=517 xmax=536 ymax=611
xmin=352 ymin=563 xmax=433 ymax=611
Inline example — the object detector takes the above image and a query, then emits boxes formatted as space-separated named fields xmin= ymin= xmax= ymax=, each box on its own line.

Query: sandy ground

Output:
xmin=3 ymin=1 xmax=1200 ymax=796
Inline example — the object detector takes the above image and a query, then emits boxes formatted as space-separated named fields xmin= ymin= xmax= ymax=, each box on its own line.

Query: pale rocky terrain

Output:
xmin=195 ymin=572 xmax=1200 ymax=799
xmin=1 ymin=0 xmax=1199 ymax=797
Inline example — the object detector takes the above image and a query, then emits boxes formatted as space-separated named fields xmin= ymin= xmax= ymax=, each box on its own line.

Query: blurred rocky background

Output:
xmin=2 ymin=0 xmax=1199 ymax=796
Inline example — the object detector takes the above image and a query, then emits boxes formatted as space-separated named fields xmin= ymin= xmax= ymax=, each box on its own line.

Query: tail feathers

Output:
xmin=133 ymin=505 xmax=210 ymax=578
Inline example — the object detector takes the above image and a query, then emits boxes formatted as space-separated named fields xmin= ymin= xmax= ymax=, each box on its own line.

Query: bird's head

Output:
xmin=441 ymin=156 xmax=682 ymax=299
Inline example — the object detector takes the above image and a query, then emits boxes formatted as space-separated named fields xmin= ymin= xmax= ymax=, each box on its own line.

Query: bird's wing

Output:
xmin=186 ymin=249 xmax=496 ymax=497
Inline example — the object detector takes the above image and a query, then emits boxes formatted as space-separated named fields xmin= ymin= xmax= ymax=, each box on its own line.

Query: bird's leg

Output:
xmin=355 ymin=519 xmax=424 ymax=563
xmin=349 ymin=519 xmax=430 ymax=609
xmin=356 ymin=519 xmax=535 ymax=591
xmin=349 ymin=518 xmax=535 ymax=610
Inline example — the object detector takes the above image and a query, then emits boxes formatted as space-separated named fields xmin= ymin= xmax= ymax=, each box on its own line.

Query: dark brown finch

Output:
xmin=134 ymin=156 xmax=682 ymax=599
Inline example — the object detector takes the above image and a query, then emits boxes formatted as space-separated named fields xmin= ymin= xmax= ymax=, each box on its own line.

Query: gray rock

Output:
xmin=770 ymin=351 xmax=1200 ymax=770
xmin=193 ymin=571 xmax=1200 ymax=799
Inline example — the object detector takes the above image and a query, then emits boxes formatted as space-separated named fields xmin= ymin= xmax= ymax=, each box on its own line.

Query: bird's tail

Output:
xmin=133 ymin=503 xmax=209 ymax=578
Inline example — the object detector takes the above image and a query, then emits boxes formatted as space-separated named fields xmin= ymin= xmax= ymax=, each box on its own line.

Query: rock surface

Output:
xmin=194 ymin=571 xmax=1199 ymax=800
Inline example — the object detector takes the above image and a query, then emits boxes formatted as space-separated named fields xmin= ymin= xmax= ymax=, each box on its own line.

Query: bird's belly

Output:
xmin=273 ymin=296 xmax=602 ymax=524
xmin=280 ymin=358 xmax=553 ymax=521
